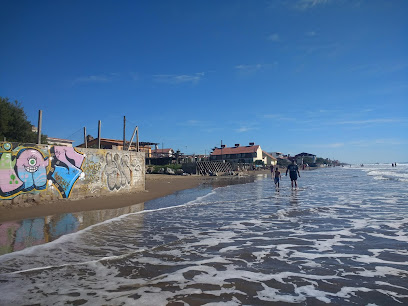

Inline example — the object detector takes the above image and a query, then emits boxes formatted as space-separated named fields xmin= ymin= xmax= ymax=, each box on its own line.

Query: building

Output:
xmin=262 ymin=151 xmax=277 ymax=166
xmin=46 ymin=137 xmax=74 ymax=147
xmin=210 ymin=143 xmax=276 ymax=166
xmin=77 ymin=138 xmax=157 ymax=152
xmin=151 ymin=148 xmax=175 ymax=158
xmin=270 ymin=152 xmax=284 ymax=158
xmin=295 ymin=152 xmax=316 ymax=164
xmin=77 ymin=138 xmax=128 ymax=150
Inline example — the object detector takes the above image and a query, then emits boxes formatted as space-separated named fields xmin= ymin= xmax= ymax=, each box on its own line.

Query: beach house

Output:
xmin=46 ymin=137 xmax=74 ymax=147
xmin=295 ymin=152 xmax=316 ymax=164
xmin=151 ymin=148 xmax=175 ymax=158
xmin=210 ymin=143 xmax=276 ymax=166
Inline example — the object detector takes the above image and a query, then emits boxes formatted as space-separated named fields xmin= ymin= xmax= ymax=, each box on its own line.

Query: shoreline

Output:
xmin=0 ymin=171 xmax=271 ymax=223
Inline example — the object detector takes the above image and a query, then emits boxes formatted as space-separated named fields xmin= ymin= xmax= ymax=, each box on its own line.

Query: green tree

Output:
xmin=277 ymin=158 xmax=291 ymax=168
xmin=0 ymin=97 xmax=47 ymax=143
xmin=315 ymin=157 xmax=331 ymax=165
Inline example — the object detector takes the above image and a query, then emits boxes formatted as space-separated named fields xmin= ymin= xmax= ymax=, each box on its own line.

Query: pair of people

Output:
xmin=273 ymin=160 xmax=301 ymax=189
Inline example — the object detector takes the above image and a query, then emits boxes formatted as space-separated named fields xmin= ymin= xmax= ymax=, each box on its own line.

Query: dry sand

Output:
xmin=0 ymin=171 xmax=271 ymax=223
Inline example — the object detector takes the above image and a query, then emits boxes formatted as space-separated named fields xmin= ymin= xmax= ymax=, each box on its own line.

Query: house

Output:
xmin=210 ymin=143 xmax=276 ymax=166
xmin=77 ymin=138 xmax=128 ymax=150
xmin=295 ymin=152 xmax=316 ymax=164
xmin=46 ymin=137 xmax=74 ymax=147
xmin=262 ymin=151 xmax=277 ymax=166
xmin=151 ymin=148 xmax=175 ymax=158
xmin=270 ymin=152 xmax=284 ymax=158
xmin=76 ymin=138 xmax=157 ymax=152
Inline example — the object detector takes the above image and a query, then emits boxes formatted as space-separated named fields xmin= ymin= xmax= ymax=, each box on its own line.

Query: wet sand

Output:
xmin=0 ymin=171 xmax=271 ymax=223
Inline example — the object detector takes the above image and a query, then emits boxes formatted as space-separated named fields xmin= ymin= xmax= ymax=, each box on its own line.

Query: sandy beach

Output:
xmin=0 ymin=170 xmax=272 ymax=223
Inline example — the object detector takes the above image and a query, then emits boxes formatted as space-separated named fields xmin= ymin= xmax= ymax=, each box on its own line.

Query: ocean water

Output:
xmin=0 ymin=164 xmax=407 ymax=305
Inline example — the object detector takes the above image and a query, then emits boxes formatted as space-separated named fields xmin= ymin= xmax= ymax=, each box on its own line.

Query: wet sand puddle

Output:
xmin=0 ymin=167 xmax=408 ymax=305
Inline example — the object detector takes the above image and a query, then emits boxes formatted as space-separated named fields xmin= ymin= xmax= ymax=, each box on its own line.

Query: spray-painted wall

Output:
xmin=0 ymin=142 xmax=145 ymax=205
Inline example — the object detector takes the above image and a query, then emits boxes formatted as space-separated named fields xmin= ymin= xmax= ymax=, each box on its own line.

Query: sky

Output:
xmin=1 ymin=0 xmax=407 ymax=164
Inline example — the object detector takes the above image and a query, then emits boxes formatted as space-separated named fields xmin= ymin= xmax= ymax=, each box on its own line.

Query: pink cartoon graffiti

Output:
xmin=16 ymin=149 xmax=49 ymax=192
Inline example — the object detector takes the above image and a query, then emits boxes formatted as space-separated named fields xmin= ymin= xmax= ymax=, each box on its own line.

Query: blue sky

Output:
xmin=1 ymin=0 xmax=407 ymax=164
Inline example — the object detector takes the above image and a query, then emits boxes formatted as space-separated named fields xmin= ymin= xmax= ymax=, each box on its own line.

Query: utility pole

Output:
xmin=84 ymin=127 xmax=87 ymax=148
xmin=220 ymin=140 xmax=223 ymax=162
xmin=123 ymin=116 xmax=126 ymax=150
xmin=98 ymin=120 xmax=101 ymax=149
xmin=37 ymin=110 xmax=42 ymax=144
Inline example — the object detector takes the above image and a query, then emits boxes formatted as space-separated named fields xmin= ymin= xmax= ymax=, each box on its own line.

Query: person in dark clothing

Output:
xmin=286 ymin=160 xmax=300 ymax=188
xmin=274 ymin=167 xmax=281 ymax=188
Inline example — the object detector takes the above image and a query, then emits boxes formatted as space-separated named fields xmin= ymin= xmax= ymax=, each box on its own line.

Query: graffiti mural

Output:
xmin=105 ymin=152 xmax=142 ymax=191
xmin=48 ymin=146 xmax=85 ymax=198
xmin=0 ymin=143 xmax=84 ymax=200
xmin=0 ymin=142 xmax=144 ymax=203
xmin=0 ymin=144 xmax=49 ymax=199
xmin=79 ymin=156 xmax=102 ymax=194
xmin=16 ymin=149 xmax=49 ymax=192
xmin=105 ymin=152 xmax=130 ymax=190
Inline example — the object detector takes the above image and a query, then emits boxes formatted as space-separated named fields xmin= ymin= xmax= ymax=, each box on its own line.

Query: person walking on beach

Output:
xmin=274 ymin=167 xmax=281 ymax=188
xmin=270 ymin=165 xmax=274 ymax=178
xmin=286 ymin=160 xmax=300 ymax=188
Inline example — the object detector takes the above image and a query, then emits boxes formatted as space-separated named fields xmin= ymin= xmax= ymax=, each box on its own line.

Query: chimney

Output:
xmin=235 ymin=143 xmax=240 ymax=147
xmin=249 ymin=142 xmax=255 ymax=146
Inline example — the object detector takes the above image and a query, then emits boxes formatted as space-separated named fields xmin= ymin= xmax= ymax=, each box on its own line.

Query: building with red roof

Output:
xmin=210 ymin=143 xmax=276 ymax=166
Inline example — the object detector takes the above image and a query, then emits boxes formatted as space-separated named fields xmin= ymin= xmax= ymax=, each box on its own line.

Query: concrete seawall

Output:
xmin=0 ymin=142 xmax=145 ymax=206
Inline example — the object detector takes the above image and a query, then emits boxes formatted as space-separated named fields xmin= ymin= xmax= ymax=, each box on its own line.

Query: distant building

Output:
xmin=295 ymin=152 xmax=316 ymax=164
xmin=76 ymin=138 xmax=157 ymax=152
xmin=210 ymin=143 xmax=276 ymax=166
xmin=46 ymin=137 xmax=74 ymax=147
xmin=262 ymin=151 xmax=277 ymax=166
xmin=77 ymin=138 xmax=127 ymax=150
xmin=270 ymin=152 xmax=284 ymax=158
xmin=151 ymin=148 xmax=175 ymax=158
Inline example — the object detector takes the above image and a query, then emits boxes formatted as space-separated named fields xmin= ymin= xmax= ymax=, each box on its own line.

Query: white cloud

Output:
xmin=235 ymin=64 xmax=265 ymax=72
xmin=233 ymin=121 xmax=259 ymax=133
xmin=350 ymin=139 xmax=407 ymax=147
xmin=328 ymin=143 xmax=344 ymax=148
xmin=73 ymin=73 xmax=117 ymax=84
xmin=263 ymin=114 xmax=295 ymax=121
xmin=178 ymin=120 xmax=208 ymax=127
xmin=306 ymin=31 xmax=317 ymax=36
xmin=235 ymin=63 xmax=277 ymax=77
xmin=349 ymin=61 xmax=408 ymax=76
xmin=267 ymin=33 xmax=280 ymax=42
xmin=153 ymin=72 xmax=204 ymax=84
xmin=235 ymin=126 xmax=254 ymax=133
xmin=293 ymin=0 xmax=332 ymax=10
xmin=336 ymin=118 xmax=403 ymax=125
xmin=308 ymin=142 xmax=345 ymax=148
xmin=300 ymin=42 xmax=341 ymax=56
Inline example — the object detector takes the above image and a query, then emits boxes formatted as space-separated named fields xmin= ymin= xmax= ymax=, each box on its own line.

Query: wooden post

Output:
xmin=123 ymin=116 xmax=126 ymax=150
xmin=128 ymin=126 xmax=138 ymax=151
xmin=136 ymin=126 xmax=139 ymax=152
xmin=84 ymin=127 xmax=87 ymax=148
xmin=220 ymin=140 xmax=223 ymax=162
xmin=98 ymin=120 xmax=101 ymax=149
xmin=37 ymin=110 xmax=42 ymax=144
